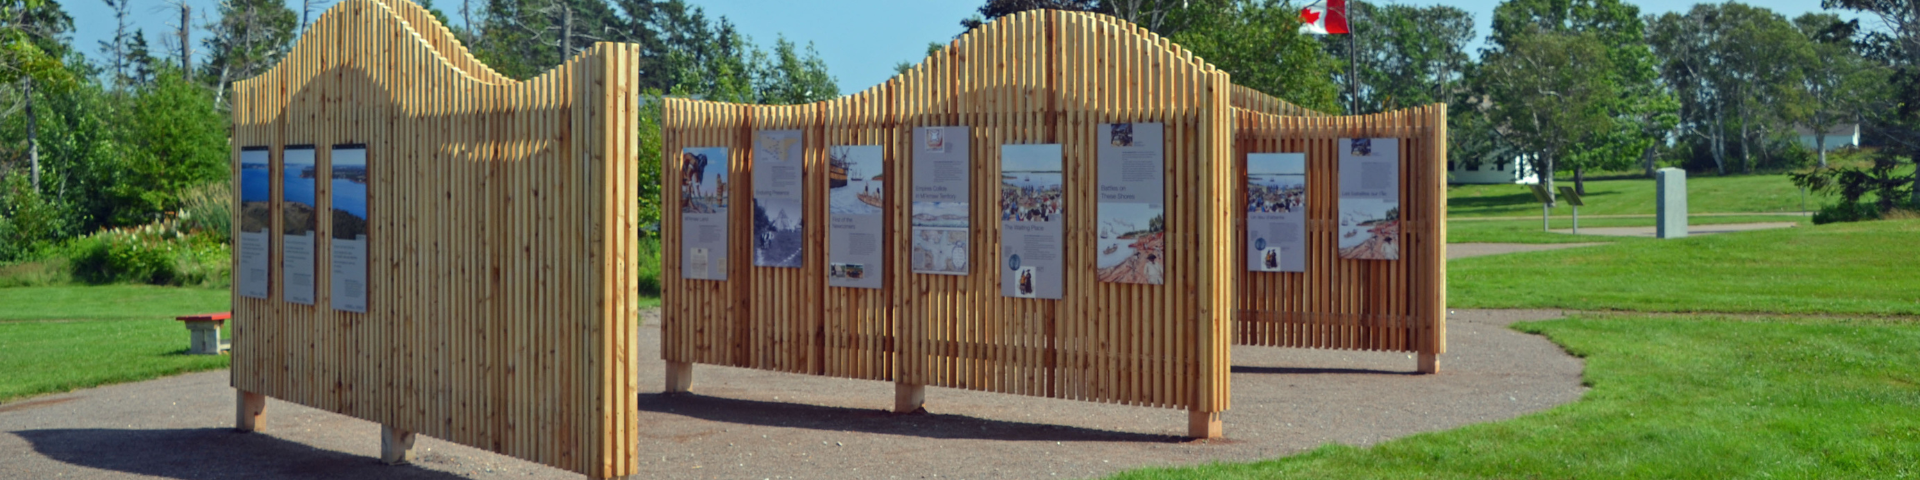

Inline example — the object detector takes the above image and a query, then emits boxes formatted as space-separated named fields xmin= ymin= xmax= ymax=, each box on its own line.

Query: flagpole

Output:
xmin=1348 ymin=1 xmax=1359 ymax=115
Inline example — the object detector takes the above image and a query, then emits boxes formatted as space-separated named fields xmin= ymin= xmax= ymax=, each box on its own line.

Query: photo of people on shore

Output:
xmin=1248 ymin=156 xmax=1306 ymax=214
xmin=1338 ymin=198 xmax=1400 ymax=260
xmin=330 ymin=148 xmax=368 ymax=241
xmin=680 ymin=147 xmax=728 ymax=214
xmin=282 ymin=148 xmax=318 ymax=236
xmin=1096 ymin=202 xmax=1166 ymax=284
xmin=830 ymin=146 xmax=883 ymax=216
xmin=1000 ymin=153 xmax=1062 ymax=223
xmin=753 ymin=198 xmax=804 ymax=267
xmin=241 ymin=154 xmax=272 ymax=233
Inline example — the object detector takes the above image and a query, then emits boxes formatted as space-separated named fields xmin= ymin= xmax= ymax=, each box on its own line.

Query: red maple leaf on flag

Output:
xmin=1301 ymin=8 xmax=1320 ymax=24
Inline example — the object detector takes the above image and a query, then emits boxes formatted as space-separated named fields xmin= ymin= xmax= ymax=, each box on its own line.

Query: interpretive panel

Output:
xmin=999 ymin=144 xmax=1064 ymax=299
xmin=753 ymin=130 xmax=806 ymax=268
xmin=912 ymin=126 xmax=970 ymax=275
xmin=679 ymin=147 xmax=730 ymax=280
xmin=281 ymin=146 xmax=317 ymax=305
xmin=1248 ymin=153 xmax=1307 ymax=272
xmin=238 ymin=147 xmax=272 ymax=299
xmin=828 ymin=145 xmax=885 ymax=289
xmin=1095 ymin=122 xmax=1166 ymax=285
xmin=1338 ymin=138 xmax=1400 ymax=260
xmin=329 ymin=145 xmax=369 ymax=313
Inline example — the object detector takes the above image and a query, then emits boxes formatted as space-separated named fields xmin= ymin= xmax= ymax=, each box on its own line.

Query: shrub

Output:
xmin=177 ymin=181 xmax=232 ymax=243
xmin=1811 ymin=200 xmax=1882 ymax=225
xmin=636 ymin=236 xmax=662 ymax=297
xmin=66 ymin=220 xmax=230 ymax=287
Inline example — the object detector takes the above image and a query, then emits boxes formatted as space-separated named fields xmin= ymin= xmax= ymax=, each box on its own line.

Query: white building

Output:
xmin=1448 ymin=156 xmax=1538 ymax=185
xmin=1795 ymin=124 xmax=1860 ymax=152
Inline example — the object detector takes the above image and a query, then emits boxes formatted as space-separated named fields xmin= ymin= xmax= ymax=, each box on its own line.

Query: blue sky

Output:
xmin=68 ymin=0 xmax=1862 ymax=95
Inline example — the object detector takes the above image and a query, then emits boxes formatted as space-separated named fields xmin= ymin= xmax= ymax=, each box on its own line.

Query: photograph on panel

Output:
xmin=912 ymin=227 xmax=969 ymax=274
xmin=1096 ymin=202 xmax=1166 ymax=284
xmin=241 ymin=153 xmax=272 ymax=233
xmin=829 ymin=145 xmax=884 ymax=216
xmin=1338 ymin=198 xmax=1400 ymax=260
xmin=752 ymin=198 xmax=804 ymax=268
xmin=330 ymin=149 xmax=369 ymax=241
xmin=680 ymin=147 xmax=729 ymax=214
xmin=282 ymin=150 xmax=318 ymax=236
xmin=1000 ymin=156 xmax=1063 ymax=223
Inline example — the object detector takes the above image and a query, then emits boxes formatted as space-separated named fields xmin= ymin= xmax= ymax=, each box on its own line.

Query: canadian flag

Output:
xmin=1299 ymin=0 xmax=1350 ymax=35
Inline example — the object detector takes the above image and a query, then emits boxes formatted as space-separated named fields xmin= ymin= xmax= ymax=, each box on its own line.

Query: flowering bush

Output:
xmin=67 ymin=218 xmax=229 ymax=286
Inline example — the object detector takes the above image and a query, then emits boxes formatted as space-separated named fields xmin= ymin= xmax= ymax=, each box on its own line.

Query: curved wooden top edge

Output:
xmin=669 ymin=9 xmax=1232 ymax=114
xmin=368 ymin=0 xmax=508 ymax=83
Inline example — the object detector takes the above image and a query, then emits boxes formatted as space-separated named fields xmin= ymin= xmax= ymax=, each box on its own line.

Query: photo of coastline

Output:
xmin=830 ymin=145 xmax=884 ymax=216
xmin=330 ymin=148 xmax=369 ymax=241
xmin=753 ymin=198 xmax=804 ymax=267
xmin=1338 ymin=198 xmax=1400 ymax=260
xmin=1096 ymin=202 xmax=1166 ymax=285
xmin=912 ymin=201 xmax=968 ymax=228
xmin=680 ymin=147 xmax=728 ymax=214
xmin=282 ymin=148 xmax=318 ymax=236
xmin=240 ymin=157 xmax=272 ymax=233
xmin=912 ymin=228 xmax=968 ymax=274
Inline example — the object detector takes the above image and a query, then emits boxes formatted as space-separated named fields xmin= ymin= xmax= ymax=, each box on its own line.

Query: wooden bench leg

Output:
xmin=894 ymin=382 xmax=925 ymax=413
xmin=235 ymin=390 xmax=266 ymax=432
xmin=664 ymin=360 xmax=692 ymax=393
xmin=381 ymin=424 xmax=415 ymax=465
xmin=1418 ymin=352 xmax=1439 ymax=374
xmin=1188 ymin=410 xmax=1221 ymax=439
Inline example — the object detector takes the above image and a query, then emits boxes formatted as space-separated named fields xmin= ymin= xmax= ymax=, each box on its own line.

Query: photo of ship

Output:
xmin=829 ymin=145 xmax=884 ymax=215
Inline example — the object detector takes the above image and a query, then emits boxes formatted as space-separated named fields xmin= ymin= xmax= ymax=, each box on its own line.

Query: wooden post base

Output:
xmin=1418 ymin=352 xmax=1439 ymax=374
xmin=894 ymin=383 xmax=925 ymax=413
xmin=664 ymin=360 xmax=692 ymax=393
xmin=381 ymin=424 xmax=416 ymax=465
xmin=235 ymin=390 xmax=266 ymax=432
xmin=1188 ymin=410 xmax=1221 ymax=439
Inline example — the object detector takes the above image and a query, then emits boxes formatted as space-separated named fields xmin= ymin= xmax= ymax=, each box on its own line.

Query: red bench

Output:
xmin=177 ymin=312 xmax=232 ymax=355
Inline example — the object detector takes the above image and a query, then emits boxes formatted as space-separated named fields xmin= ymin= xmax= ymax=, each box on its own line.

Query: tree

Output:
xmin=1481 ymin=30 xmax=1616 ymax=206
xmin=1487 ymin=0 xmax=1670 ymax=190
xmin=1321 ymin=3 xmax=1475 ymax=114
xmin=1171 ymin=0 xmax=1340 ymax=113
xmin=1 ymin=0 xmax=74 ymax=193
xmin=960 ymin=0 xmax=1096 ymax=33
xmin=201 ymin=0 xmax=298 ymax=105
xmin=1793 ymin=13 xmax=1887 ymax=169
xmin=1824 ymin=0 xmax=1920 ymax=205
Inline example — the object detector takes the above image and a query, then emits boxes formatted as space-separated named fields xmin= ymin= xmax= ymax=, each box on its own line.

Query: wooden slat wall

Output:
xmin=228 ymin=1 xmax=640 ymax=478
xmin=661 ymin=10 xmax=1236 ymax=416
xmin=1230 ymin=84 xmax=1328 ymax=117
xmin=1230 ymin=106 xmax=1448 ymax=355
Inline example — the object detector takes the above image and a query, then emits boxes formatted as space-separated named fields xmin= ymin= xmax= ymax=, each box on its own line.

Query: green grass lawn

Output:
xmin=1445 ymin=215 xmax=1810 ymax=244
xmin=1114 ymin=314 xmax=1920 ymax=479
xmin=1448 ymin=219 xmax=1920 ymax=316
xmin=1449 ymin=174 xmax=1820 ymax=218
xmin=0 ymin=285 xmax=232 ymax=403
xmin=0 ymin=285 xmax=232 ymax=322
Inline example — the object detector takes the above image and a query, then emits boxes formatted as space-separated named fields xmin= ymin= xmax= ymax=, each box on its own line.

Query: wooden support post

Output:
xmin=381 ymin=424 xmax=416 ymax=465
xmin=235 ymin=390 xmax=266 ymax=432
xmin=1418 ymin=352 xmax=1439 ymax=374
xmin=1187 ymin=410 xmax=1222 ymax=439
xmin=664 ymin=360 xmax=692 ymax=393
xmin=894 ymin=382 xmax=925 ymax=413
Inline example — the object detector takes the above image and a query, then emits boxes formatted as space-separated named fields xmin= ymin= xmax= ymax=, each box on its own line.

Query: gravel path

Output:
xmin=0 ymin=309 xmax=1582 ymax=480
xmin=1547 ymin=221 xmax=1797 ymax=238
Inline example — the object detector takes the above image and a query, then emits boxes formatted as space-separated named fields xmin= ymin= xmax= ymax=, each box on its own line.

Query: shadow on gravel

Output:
xmin=1229 ymin=365 xmax=1420 ymax=376
xmin=640 ymin=393 xmax=1184 ymax=443
xmin=13 ymin=428 xmax=464 ymax=479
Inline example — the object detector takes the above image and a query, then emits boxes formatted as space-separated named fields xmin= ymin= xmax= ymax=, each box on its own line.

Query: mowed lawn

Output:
xmin=1448 ymin=173 xmax=1814 ymax=218
xmin=1114 ymin=314 xmax=1920 ymax=479
xmin=1448 ymin=219 xmax=1920 ymax=315
xmin=0 ymin=285 xmax=231 ymax=403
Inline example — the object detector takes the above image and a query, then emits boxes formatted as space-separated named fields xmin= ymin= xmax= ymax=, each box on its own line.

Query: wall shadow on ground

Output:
xmin=639 ymin=394 xmax=1185 ymax=443
xmin=13 ymin=428 xmax=467 ymax=479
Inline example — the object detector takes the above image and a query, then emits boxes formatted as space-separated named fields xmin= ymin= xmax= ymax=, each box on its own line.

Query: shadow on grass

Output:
xmin=1229 ymin=365 xmax=1421 ymax=376
xmin=639 ymin=393 xmax=1185 ymax=444
xmin=13 ymin=428 xmax=465 ymax=479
